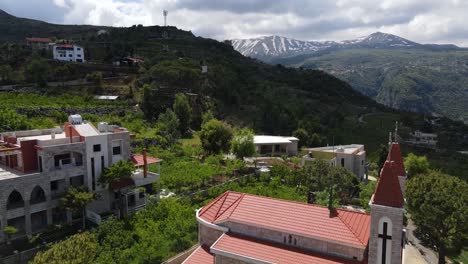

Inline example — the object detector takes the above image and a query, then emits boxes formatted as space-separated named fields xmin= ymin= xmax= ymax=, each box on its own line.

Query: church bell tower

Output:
xmin=368 ymin=140 xmax=406 ymax=264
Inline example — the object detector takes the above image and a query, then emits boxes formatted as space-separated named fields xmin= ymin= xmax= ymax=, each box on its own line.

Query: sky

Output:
xmin=1 ymin=0 xmax=468 ymax=46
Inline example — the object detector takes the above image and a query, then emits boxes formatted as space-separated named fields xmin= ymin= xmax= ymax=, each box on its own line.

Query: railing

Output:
xmin=54 ymin=158 xmax=83 ymax=170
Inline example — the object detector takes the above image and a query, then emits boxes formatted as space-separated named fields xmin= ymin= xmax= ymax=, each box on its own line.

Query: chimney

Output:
xmin=68 ymin=126 xmax=73 ymax=143
xmin=143 ymin=148 xmax=148 ymax=178
xmin=328 ymin=186 xmax=333 ymax=211
xmin=307 ymin=191 xmax=316 ymax=204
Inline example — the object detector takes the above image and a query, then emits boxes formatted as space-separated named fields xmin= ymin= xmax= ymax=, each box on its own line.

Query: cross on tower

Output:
xmin=378 ymin=222 xmax=392 ymax=264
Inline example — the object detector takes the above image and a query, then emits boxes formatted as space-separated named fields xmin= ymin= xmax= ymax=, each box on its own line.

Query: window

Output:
xmin=139 ymin=192 xmax=145 ymax=199
xmin=113 ymin=146 xmax=121 ymax=155
xmin=77 ymin=54 xmax=81 ymax=57
xmin=91 ymin=158 xmax=96 ymax=191
xmin=341 ymin=158 xmax=345 ymax=167
xmin=69 ymin=54 xmax=72 ymax=57
xmin=51 ymin=181 xmax=58 ymax=191
xmin=38 ymin=156 xmax=43 ymax=172
xmin=362 ymin=160 xmax=364 ymax=165
xmin=77 ymin=48 xmax=81 ymax=51
xmin=93 ymin=144 xmax=101 ymax=152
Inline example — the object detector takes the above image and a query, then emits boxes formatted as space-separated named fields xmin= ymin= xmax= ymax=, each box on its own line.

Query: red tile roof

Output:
xmin=199 ymin=191 xmax=370 ymax=247
xmin=387 ymin=143 xmax=406 ymax=177
xmin=373 ymin=161 xmax=404 ymax=208
xmin=55 ymin=44 xmax=74 ymax=49
xmin=131 ymin=155 xmax=162 ymax=167
xmin=26 ymin=37 xmax=52 ymax=43
xmin=182 ymin=246 xmax=213 ymax=264
xmin=211 ymin=233 xmax=366 ymax=264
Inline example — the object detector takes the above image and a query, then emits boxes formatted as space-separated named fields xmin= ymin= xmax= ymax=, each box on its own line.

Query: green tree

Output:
xmin=86 ymin=71 xmax=103 ymax=94
xmin=3 ymin=226 xmax=17 ymax=245
xmin=0 ymin=109 xmax=30 ymax=131
xmin=404 ymin=153 xmax=430 ymax=177
xmin=0 ymin=64 xmax=13 ymax=83
xmin=25 ymin=57 xmax=49 ymax=87
xmin=59 ymin=186 xmax=96 ymax=230
xmin=32 ymin=232 xmax=97 ymax=264
xmin=173 ymin=93 xmax=192 ymax=135
xmin=406 ymin=171 xmax=468 ymax=264
xmin=99 ymin=160 xmax=136 ymax=218
xmin=231 ymin=128 xmax=256 ymax=159
xmin=300 ymin=160 xmax=359 ymax=204
xmin=359 ymin=181 xmax=377 ymax=211
xmin=293 ymin=128 xmax=309 ymax=148
xmin=201 ymin=110 xmax=214 ymax=125
xmin=54 ymin=64 xmax=75 ymax=86
xmin=376 ymin=144 xmax=388 ymax=174
xmin=199 ymin=119 xmax=233 ymax=155
xmin=157 ymin=109 xmax=181 ymax=146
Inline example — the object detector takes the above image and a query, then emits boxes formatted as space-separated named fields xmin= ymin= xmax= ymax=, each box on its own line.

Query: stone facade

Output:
xmin=0 ymin=118 xmax=154 ymax=243
xmin=214 ymin=255 xmax=248 ymax=264
xmin=368 ymin=204 xmax=404 ymax=264
xmin=198 ymin=222 xmax=225 ymax=247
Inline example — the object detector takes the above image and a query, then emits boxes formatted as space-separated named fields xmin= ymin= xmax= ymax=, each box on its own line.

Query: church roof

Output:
xmin=372 ymin=161 xmax=404 ymax=208
xmin=198 ymin=191 xmax=370 ymax=248
xmin=182 ymin=246 xmax=213 ymax=264
xmin=387 ymin=143 xmax=406 ymax=177
xmin=211 ymin=233 xmax=367 ymax=264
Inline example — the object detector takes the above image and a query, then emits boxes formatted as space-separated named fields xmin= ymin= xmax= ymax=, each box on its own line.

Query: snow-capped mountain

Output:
xmin=231 ymin=32 xmax=422 ymax=59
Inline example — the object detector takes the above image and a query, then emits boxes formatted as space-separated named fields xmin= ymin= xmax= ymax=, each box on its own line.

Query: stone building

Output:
xmin=302 ymin=144 xmax=367 ymax=180
xmin=0 ymin=115 xmax=160 ymax=242
xmin=183 ymin=142 xmax=406 ymax=264
xmin=253 ymin=135 xmax=299 ymax=156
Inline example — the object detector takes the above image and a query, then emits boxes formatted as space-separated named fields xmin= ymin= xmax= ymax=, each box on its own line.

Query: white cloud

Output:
xmin=1 ymin=0 xmax=468 ymax=46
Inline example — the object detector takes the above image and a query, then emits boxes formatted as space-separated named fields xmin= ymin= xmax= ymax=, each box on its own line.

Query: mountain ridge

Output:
xmin=231 ymin=32 xmax=462 ymax=60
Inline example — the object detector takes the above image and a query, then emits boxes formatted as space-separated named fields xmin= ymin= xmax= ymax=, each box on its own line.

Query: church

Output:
xmin=183 ymin=141 xmax=406 ymax=264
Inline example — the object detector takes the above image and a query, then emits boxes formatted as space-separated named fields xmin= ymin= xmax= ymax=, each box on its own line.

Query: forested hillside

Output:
xmin=1 ymin=9 xmax=468 ymax=159
xmin=273 ymin=48 xmax=468 ymax=122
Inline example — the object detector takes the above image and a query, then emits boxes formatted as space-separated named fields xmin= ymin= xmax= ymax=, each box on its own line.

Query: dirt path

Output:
xmin=406 ymin=218 xmax=439 ymax=264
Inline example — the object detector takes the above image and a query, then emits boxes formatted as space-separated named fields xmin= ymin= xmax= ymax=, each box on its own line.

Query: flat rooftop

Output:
xmin=306 ymin=144 xmax=364 ymax=154
xmin=18 ymin=133 xmax=66 ymax=142
xmin=254 ymin=135 xmax=299 ymax=144
xmin=0 ymin=164 xmax=37 ymax=180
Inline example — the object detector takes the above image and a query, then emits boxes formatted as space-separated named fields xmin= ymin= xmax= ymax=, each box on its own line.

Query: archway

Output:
xmin=7 ymin=190 xmax=24 ymax=210
xmin=30 ymin=186 xmax=46 ymax=204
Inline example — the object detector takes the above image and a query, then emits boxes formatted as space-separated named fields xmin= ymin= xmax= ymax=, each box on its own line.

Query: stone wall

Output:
xmin=198 ymin=223 xmax=224 ymax=247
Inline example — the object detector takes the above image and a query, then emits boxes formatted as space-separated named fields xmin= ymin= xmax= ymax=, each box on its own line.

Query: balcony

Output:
xmin=54 ymin=158 xmax=83 ymax=170
xmin=131 ymin=169 xmax=159 ymax=187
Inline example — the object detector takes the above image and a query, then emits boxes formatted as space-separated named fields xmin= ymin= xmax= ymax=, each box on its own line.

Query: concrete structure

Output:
xmin=183 ymin=142 xmax=406 ymax=264
xmin=0 ymin=115 xmax=160 ymax=242
xmin=25 ymin=37 xmax=53 ymax=50
xmin=302 ymin=144 xmax=367 ymax=180
xmin=53 ymin=44 xmax=85 ymax=62
xmin=407 ymin=130 xmax=437 ymax=149
xmin=253 ymin=136 xmax=299 ymax=156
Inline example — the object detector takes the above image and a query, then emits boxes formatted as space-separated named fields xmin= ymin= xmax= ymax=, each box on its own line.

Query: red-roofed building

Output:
xmin=26 ymin=37 xmax=53 ymax=50
xmin=183 ymin=142 xmax=406 ymax=264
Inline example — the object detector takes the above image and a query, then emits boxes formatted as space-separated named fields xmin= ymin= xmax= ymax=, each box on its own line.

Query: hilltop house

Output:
xmin=253 ymin=135 xmax=299 ymax=156
xmin=407 ymin=130 xmax=437 ymax=148
xmin=53 ymin=44 xmax=85 ymax=62
xmin=183 ymin=142 xmax=407 ymax=264
xmin=301 ymin=144 xmax=367 ymax=180
xmin=0 ymin=115 xmax=160 ymax=242
xmin=26 ymin=37 xmax=53 ymax=50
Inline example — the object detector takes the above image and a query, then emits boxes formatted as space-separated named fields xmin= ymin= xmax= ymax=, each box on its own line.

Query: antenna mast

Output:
xmin=163 ymin=10 xmax=168 ymax=27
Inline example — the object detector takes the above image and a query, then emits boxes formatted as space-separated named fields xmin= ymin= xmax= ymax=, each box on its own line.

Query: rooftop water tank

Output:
xmin=98 ymin=122 xmax=109 ymax=132
xmin=68 ymin=114 xmax=82 ymax=125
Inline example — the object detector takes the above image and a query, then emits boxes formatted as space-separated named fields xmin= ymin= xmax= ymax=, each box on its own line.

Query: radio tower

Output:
xmin=163 ymin=10 xmax=168 ymax=26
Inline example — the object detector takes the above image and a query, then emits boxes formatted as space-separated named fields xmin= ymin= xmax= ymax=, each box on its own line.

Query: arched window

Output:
xmin=30 ymin=186 xmax=46 ymax=204
xmin=378 ymin=217 xmax=393 ymax=264
xmin=7 ymin=190 xmax=24 ymax=210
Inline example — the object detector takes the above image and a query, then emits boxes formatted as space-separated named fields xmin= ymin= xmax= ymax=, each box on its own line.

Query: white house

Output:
xmin=407 ymin=130 xmax=437 ymax=148
xmin=53 ymin=44 xmax=85 ymax=63
xmin=302 ymin=144 xmax=367 ymax=180
xmin=253 ymin=135 xmax=299 ymax=156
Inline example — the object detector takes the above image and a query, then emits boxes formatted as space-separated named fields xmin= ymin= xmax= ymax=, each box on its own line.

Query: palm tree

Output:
xmin=60 ymin=186 xmax=96 ymax=230
xmin=99 ymin=160 xmax=135 ymax=218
